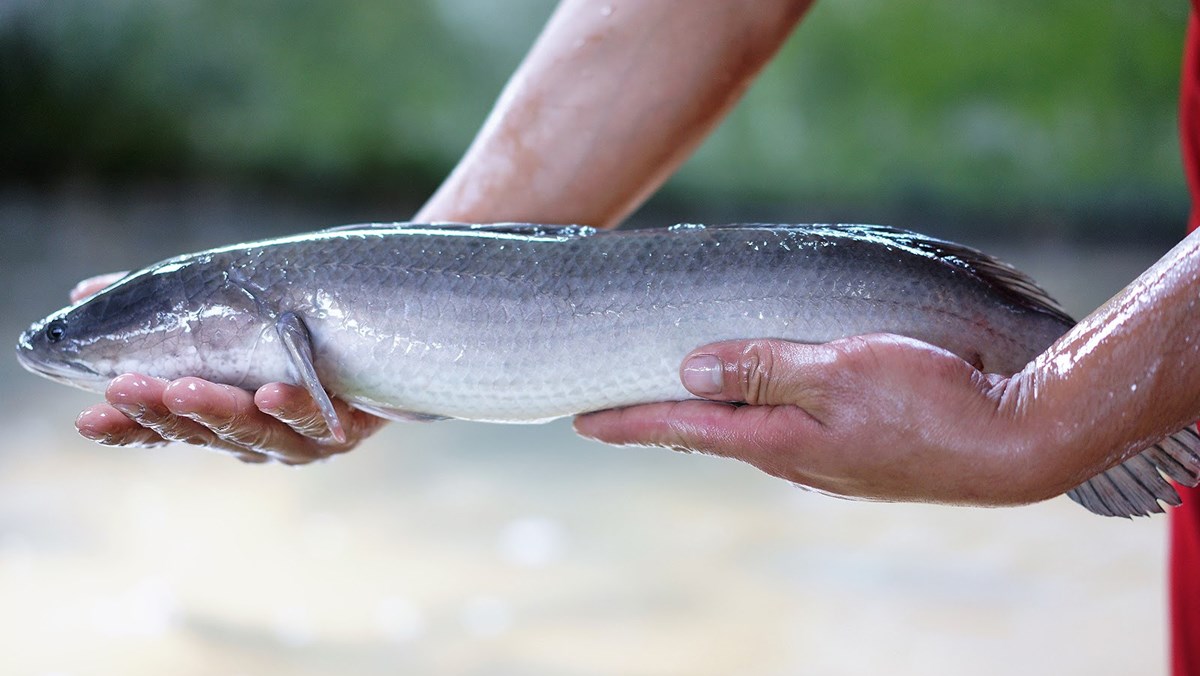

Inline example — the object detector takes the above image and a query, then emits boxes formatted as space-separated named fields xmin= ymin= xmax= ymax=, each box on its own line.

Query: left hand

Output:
xmin=68 ymin=274 xmax=387 ymax=464
xmin=574 ymin=335 xmax=1062 ymax=506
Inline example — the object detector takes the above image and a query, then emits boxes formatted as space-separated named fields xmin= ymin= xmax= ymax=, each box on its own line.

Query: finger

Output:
xmin=163 ymin=378 xmax=336 ymax=464
xmin=679 ymin=339 xmax=838 ymax=408
xmin=78 ymin=403 xmax=268 ymax=464
xmin=70 ymin=272 xmax=128 ymax=303
xmin=76 ymin=404 xmax=169 ymax=447
xmin=105 ymin=373 xmax=271 ymax=463
xmin=255 ymin=383 xmax=386 ymax=454
xmin=574 ymin=400 xmax=823 ymax=480
xmin=255 ymin=383 xmax=327 ymax=437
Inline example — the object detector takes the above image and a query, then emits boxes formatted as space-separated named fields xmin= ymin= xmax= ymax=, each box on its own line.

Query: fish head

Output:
xmin=16 ymin=254 xmax=278 ymax=393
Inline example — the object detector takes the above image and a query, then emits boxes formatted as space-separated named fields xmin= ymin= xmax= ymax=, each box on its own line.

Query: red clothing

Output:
xmin=1174 ymin=7 xmax=1200 ymax=674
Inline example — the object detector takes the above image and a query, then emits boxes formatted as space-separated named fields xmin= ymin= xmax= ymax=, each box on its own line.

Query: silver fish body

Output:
xmin=16 ymin=223 xmax=1070 ymax=419
xmin=16 ymin=223 xmax=1198 ymax=517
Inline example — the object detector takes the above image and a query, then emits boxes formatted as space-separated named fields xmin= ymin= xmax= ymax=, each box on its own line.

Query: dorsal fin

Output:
xmin=670 ymin=223 xmax=1073 ymax=324
xmin=320 ymin=222 xmax=598 ymax=239
xmin=815 ymin=224 xmax=1074 ymax=325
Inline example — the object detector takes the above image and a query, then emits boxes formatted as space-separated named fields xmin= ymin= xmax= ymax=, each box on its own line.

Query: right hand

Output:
xmin=575 ymin=335 xmax=1057 ymax=507
xmin=70 ymin=274 xmax=387 ymax=464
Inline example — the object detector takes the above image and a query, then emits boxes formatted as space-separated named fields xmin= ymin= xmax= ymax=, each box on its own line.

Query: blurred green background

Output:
xmin=0 ymin=0 xmax=1190 ymax=239
xmin=0 ymin=1 xmax=1192 ymax=674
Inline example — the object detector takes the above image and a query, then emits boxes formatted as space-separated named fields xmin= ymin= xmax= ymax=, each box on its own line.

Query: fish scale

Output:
xmin=16 ymin=222 xmax=1200 ymax=517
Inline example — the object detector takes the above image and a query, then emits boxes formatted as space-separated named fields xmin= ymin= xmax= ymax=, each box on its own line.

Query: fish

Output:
xmin=15 ymin=222 xmax=1200 ymax=517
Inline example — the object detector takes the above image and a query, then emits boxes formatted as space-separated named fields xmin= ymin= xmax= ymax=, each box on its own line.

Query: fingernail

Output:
xmin=167 ymin=379 xmax=205 ymax=409
xmin=682 ymin=354 xmax=724 ymax=395
xmin=77 ymin=425 xmax=105 ymax=441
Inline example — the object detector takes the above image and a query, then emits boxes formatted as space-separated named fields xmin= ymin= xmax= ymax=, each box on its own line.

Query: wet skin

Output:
xmin=68 ymin=0 xmax=1200 ymax=507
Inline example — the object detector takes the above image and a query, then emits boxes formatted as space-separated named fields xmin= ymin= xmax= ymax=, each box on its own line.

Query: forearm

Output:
xmin=415 ymin=0 xmax=814 ymax=227
xmin=1007 ymin=230 xmax=1200 ymax=493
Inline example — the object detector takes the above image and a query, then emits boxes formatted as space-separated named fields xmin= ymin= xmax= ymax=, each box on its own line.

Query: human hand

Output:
xmin=575 ymin=335 xmax=1063 ymax=507
xmin=68 ymin=274 xmax=386 ymax=464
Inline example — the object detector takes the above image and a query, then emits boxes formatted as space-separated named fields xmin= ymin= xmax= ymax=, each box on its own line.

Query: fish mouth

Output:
xmin=14 ymin=329 xmax=108 ymax=393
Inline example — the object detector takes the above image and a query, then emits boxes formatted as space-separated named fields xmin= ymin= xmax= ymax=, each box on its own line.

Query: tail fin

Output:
xmin=1066 ymin=424 xmax=1200 ymax=517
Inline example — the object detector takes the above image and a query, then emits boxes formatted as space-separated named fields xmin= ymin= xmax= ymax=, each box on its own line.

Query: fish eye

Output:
xmin=45 ymin=320 xmax=67 ymax=343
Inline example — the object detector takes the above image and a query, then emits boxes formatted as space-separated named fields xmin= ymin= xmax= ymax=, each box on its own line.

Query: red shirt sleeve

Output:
xmin=1171 ymin=7 xmax=1200 ymax=675
xmin=1180 ymin=10 xmax=1200 ymax=233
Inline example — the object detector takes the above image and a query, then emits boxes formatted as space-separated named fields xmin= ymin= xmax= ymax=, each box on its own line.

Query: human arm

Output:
xmin=73 ymin=0 xmax=816 ymax=461
xmin=575 ymin=230 xmax=1200 ymax=506
xmin=416 ymin=0 xmax=814 ymax=228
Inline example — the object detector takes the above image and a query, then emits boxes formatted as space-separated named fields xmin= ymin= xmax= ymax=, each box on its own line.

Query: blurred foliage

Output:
xmin=683 ymin=0 xmax=1190 ymax=236
xmin=0 ymin=0 xmax=552 ymax=195
xmin=0 ymin=0 xmax=1191 ymax=235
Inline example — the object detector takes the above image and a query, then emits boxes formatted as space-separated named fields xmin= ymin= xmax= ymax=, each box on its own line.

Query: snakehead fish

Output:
xmin=15 ymin=222 xmax=1200 ymax=517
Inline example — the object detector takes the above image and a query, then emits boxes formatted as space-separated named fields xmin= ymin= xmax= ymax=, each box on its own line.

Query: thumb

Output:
xmin=679 ymin=339 xmax=835 ymax=407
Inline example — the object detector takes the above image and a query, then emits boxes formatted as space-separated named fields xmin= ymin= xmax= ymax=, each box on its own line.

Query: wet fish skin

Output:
xmin=15 ymin=223 xmax=1070 ymax=418
xmin=14 ymin=222 xmax=1198 ymax=517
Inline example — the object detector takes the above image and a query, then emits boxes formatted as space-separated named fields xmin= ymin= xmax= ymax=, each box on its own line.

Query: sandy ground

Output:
xmin=0 ymin=190 xmax=1179 ymax=674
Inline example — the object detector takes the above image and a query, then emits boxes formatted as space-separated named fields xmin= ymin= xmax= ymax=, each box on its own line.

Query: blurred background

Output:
xmin=0 ymin=0 xmax=1190 ymax=673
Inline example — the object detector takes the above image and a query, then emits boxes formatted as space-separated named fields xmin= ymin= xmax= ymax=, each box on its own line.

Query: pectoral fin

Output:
xmin=276 ymin=312 xmax=347 ymax=443
xmin=1066 ymin=424 xmax=1200 ymax=517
